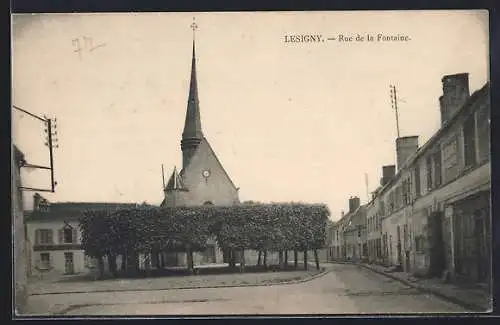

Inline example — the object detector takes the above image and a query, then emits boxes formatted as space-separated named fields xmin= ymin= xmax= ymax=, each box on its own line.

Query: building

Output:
xmin=12 ymin=145 xmax=27 ymax=313
xmin=365 ymin=167 xmax=392 ymax=264
xmin=25 ymin=194 xmax=138 ymax=277
xmin=378 ymin=73 xmax=490 ymax=285
xmin=334 ymin=197 xmax=367 ymax=261
xmin=160 ymin=35 xmax=240 ymax=266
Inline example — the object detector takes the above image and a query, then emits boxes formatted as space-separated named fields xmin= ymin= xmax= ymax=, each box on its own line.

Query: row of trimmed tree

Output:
xmin=79 ymin=203 xmax=329 ymax=278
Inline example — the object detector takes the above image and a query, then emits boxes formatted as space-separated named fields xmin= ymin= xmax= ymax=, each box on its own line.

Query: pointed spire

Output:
xmin=181 ymin=18 xmax=204 ymax=169
xmin=182 ymin=18 xmax=203 ymax=140
xmin=165 ymin=166 xmax=184 ymax=191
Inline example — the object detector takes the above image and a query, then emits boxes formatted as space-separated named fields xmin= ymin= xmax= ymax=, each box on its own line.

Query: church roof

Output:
xmin=165 ymin=166 xmax=184 ymax=191
xmin=182 ymin=40 xmax=203 ymax=140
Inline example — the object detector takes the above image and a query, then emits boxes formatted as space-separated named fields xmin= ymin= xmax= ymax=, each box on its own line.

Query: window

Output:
xmin=35 ymin=229 xmax=53 ymax=245
xmin=39 ymin=252 xmax=51 ymax=269
xmin=463 ymin=114 xmax=476 ymax=167
xmin=426 ymin=156 xmax=433 ymax=190
xmin=434 ymin=151 xmax=442 ymax=187
xmin=414 ymin=235 xmax=425 ymax=253
xmin=60 ymin=227 xmax=77 ymax=244
xmin=414 ymin=165 xmax=421 ymax=197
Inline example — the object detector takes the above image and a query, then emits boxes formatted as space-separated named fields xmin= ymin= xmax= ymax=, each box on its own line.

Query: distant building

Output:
xmin=333 ymin=197 xmax=367 ymax=261
xmin=25 ymin=194 xmax=137 ymax=277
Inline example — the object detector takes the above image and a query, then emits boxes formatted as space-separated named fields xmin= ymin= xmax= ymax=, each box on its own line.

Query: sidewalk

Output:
xmin=357 ymin=262 xmax=491 ymax=312
xmin=28 ymin=267 xmax=327 ymax=296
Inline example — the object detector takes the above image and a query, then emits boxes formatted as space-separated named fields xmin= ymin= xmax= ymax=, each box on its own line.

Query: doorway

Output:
xmin=64 ymin=252 xmax=75 ymax=274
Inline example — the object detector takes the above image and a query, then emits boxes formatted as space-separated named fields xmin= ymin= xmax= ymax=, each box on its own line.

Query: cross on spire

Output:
xmin=190 ymin=17 xmax=198 ymax=39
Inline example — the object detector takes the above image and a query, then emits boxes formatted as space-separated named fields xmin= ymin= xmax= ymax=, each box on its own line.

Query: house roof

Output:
xmin=26 ymin=202 xmax=140 ymax=222
xmin=165 ymin=166 xmax=184 ymax=191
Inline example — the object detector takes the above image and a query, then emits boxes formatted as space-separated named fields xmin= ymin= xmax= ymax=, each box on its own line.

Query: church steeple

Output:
xmin=181 ymin=19 xmax=203 ymax=169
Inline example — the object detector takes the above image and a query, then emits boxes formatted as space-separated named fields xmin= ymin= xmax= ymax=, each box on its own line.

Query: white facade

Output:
xmin=25 ymin=220 xmax=92 ymax=276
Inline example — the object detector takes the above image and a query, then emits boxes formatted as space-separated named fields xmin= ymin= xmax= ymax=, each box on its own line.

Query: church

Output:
xmin=160 ymin=25 xmax=240 ymax=266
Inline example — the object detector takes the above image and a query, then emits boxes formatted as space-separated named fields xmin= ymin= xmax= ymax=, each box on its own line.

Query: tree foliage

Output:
xmin=79 ymin=203 xmax=329 ymax=258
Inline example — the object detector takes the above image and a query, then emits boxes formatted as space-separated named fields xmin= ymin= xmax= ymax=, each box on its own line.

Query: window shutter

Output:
xmin=72 ymin=229 xmax=77 ymax=243
xmin=48 ymin=230 xmax=53 ymax=244
xmin=58 ymin=229 xmax=64 ymax=244
xmin=35 ymin=229 xmax=40 ymax=245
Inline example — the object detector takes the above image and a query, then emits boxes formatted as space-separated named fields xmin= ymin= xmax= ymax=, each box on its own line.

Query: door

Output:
xmin=396 ymin=226 xmax=403 ymax=267
xmin=64 ymin=252 xmax=74 ymax=274
xmin=475 ymin=208 xmax=490 ymax=283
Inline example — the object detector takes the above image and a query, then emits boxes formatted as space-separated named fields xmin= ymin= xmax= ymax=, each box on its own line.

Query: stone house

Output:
xmin=378 ymin=74 xmax=490 ymax=285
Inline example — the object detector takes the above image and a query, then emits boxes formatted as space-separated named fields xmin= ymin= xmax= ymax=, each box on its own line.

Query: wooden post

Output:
xmin=279 ymin=251 xmax=284 ymax=269
xmin=263 ymin=250 xmax=268 ymax=268
xmin=294 ymin=250 xmax=298 ymax=269
xmin=284 ymin=251 xmax=288 ymax=268
xmin=257 ymin=251 xmax=262 ymax=266
xmin=314 ymin=249 xmax=320 ymax=270
xmin=304 ymin=250 xmax=308 ymax=270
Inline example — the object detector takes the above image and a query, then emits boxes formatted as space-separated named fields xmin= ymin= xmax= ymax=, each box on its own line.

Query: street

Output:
xmin=26 ymin=263 xmax=468 ymax=315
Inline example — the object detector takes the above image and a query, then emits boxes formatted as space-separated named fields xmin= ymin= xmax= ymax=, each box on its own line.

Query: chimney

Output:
xmin=380 ymin=165 xmax=396 ymax=186
xmin=396 ymin=136 xmax=419 ymax=171
xmin=439 ymin=73 xmax=470 ymax=126
xmin=33 ymin=193 xmax=42 ymax=211
xmin=349 ymin=196 xmax=360 ymax=214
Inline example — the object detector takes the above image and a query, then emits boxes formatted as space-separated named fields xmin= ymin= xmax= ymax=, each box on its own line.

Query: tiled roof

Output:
xmin=26 ymin=202 xmax=140 ymax=222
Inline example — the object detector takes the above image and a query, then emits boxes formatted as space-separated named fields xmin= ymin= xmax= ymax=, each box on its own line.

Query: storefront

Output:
xmin=452 ymin=190 xmax=491 ymax=284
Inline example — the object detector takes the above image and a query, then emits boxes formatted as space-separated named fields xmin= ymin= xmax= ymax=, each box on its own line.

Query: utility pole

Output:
xmin=13 ymin=105 xmax=59 ymax=193
xmin=390 ymin=85 xmax=400 ymax=138
xmin=161 ymin=164 xmax=165 ymax=190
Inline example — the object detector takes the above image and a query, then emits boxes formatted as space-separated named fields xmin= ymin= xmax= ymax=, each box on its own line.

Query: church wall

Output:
xmin=180 ymin=140 xmax=239 ymax=206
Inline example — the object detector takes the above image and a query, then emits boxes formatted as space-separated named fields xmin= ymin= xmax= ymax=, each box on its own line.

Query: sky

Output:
xmin=12 ymin=11 xmax=489 ymax=220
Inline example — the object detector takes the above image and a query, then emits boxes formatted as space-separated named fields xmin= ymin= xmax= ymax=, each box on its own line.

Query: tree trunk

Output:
xmin=144 ymin=252 xmax=151 ymax=276
xmin=98 ymin=256 xmax=105 ymax=279
xmin=314 ymin=249 xmax=320 ymax=270
xmin=278 ymin=251 xmax=284 ymax=269
xmin=121 ymin=252 xmax=127 ymax=273
xmin=239 ymin=249 xmax=245 ymax=273
xmin=155 ymin=251 xmax=161 ymax=269
xmin=186 ymin=245 xmax=194 ymax=274
xmin=263 ymin=250 xmax=268 ymax=268
xmin=160 ymin=251 xmax=165 ymax=269
xmin=131 ymin=252 xmax=140 ymax=273
xmin=257 ymin=251 xmax=262 ymax=266
xmin=294 ymin=250 xmax=298 ymax=269
xmin=229 ymin=249 xmax=235 ymax=268
xmin=304 ymin=250 xmax=308 ymax=270
xmin=108 ymin=254 xmax=118 ymax=278
xmin=284 ymin=251 xmax=289 ymax=268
